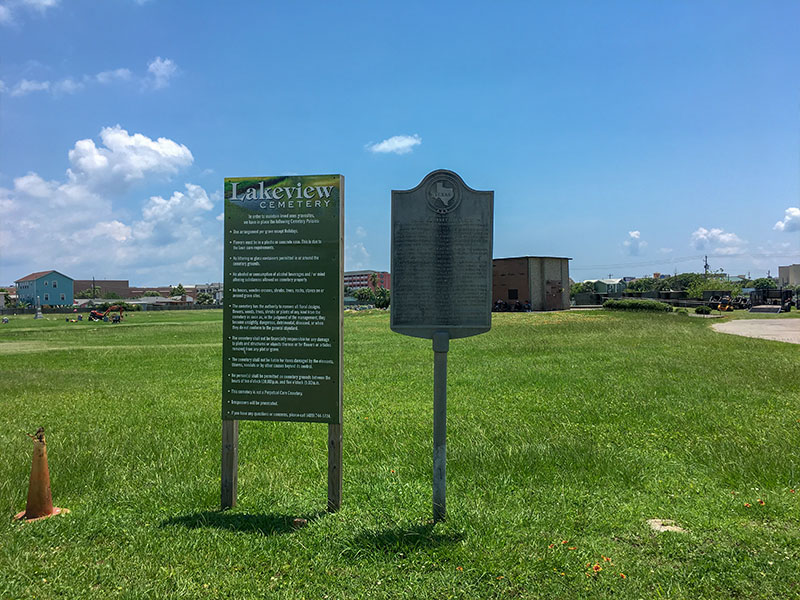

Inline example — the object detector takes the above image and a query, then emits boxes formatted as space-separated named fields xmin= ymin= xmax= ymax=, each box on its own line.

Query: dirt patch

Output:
xmin=647 ymin=518 xmax=687 ymax=533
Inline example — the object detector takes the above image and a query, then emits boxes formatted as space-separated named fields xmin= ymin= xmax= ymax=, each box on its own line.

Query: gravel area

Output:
xmin=712 ymin=319 xmax=800 ymax=344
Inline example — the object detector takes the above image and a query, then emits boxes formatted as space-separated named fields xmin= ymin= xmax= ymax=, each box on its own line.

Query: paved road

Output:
xmin=712 ymin=319 xmax=800 ymax=344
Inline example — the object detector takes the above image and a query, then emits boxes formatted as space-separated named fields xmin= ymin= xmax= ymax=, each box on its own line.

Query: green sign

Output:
xmin=223 ymin=175 xmax=343 ymax=423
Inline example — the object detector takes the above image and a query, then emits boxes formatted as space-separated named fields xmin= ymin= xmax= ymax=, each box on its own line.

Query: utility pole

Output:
xmin=703 ymin=256 xmax=709 ymax=278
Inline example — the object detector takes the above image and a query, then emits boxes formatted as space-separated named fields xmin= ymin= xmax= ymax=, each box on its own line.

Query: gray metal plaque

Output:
xmin=391 ymin=170 xmax=493 ymax=339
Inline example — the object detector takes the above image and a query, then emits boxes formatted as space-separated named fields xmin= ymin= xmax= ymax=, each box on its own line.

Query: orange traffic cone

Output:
xmin=14 ymin=427 xmax=68 ymax=521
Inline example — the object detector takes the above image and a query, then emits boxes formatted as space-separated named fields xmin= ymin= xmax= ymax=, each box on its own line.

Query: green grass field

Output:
xmin=1 ymin=309 xmax=799 ymax=599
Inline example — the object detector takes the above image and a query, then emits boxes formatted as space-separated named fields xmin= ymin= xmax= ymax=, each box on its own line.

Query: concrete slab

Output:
xmin=712 ymin=319 xmax=800 ymax=345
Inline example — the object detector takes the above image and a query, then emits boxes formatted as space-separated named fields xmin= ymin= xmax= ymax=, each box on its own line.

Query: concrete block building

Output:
xmin=492 ymin=256 xmax=571 ymax=310
xmin=778 ymin=264 xmax=800 ymax=287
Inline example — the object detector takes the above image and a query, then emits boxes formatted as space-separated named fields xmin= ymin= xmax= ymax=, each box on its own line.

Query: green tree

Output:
xmin=368 ymin=272 xmax=379 ymax=289
xmin=625 ymin=278 xmax=658 ymax=292
xmin=75 ymin=286 xmax=101 ymax=299
xmin=196 ymin=292 xmax=214 ymax=305
xmin=170 ymin=284 xmax=186 ymax=297
xmin=751 ymin=277 xmax=777 ymax=290
xmin=142 ymin=291 xmax=162 ymax=297
xmin=374 ymin=287 xmax=390 ymax=309
xmin=662 ymin=272 xmax=703 ymax=291
xmin=101 ymin=291 xmax=121 ymax=299
xmin=570 ymin=281 xmax=593 ymax=298
xmin=686 ymin=277 xmax=741 ymax=299
xmin=353 ymin=287 xmax=376 ymax=304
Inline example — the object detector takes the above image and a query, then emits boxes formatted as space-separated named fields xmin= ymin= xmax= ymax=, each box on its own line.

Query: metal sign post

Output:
xmin=432 ymin=330 xmax=449 ymax=522
xmin=391 ymin=170 xmax=493 ymax=522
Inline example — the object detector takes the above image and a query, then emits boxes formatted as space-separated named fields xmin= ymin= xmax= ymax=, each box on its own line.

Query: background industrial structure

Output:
xmin=492 ymin=256 xmax=571 ymax=311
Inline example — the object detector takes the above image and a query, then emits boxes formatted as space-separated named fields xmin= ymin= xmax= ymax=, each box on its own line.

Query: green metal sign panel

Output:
xmin=223 ymin=175 xmax=343 ymax=423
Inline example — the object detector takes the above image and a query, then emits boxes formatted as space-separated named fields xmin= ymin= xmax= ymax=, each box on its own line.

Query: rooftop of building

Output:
xmin=15 ymin=270 xmax=66 ymax=282
xmin=493 ymin=255 xmax=573 ymax=261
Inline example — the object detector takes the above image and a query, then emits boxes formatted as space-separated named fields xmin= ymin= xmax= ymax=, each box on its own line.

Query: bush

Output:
xmin=695 ymin=305 xmax=712 ymax=315
xmin=602 ymin=299 xmax=672 ymax=312
xmin=95 ymin=301 xmax=141 ymax=312
xmin=676 ymin=308 xmax=688 ymax=316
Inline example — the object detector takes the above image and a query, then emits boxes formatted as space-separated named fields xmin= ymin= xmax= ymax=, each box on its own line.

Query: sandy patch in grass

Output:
xmin=0 ymin=342 xmax=221 ymax=355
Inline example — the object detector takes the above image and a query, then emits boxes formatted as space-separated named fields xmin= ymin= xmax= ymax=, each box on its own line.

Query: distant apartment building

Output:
xmin=196 ymin=282 xmax=223 ymax=303
xmin=344 ymin=270 xmax=391 ymax=290
xmin=15 ymin=270 xmax=74 ymax=306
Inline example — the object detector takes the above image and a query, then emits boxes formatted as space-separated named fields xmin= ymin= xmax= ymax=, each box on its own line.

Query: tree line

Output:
xmin=572 ymin=273 xmax=796 ymax=300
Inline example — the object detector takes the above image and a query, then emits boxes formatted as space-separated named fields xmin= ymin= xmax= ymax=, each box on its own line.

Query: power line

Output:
xmin=570 ymin=251 xmax=800 ymax=272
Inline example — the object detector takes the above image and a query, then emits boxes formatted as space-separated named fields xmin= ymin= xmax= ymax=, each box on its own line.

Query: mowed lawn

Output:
xmin=1 ymin=308 xmax=799 ymax=599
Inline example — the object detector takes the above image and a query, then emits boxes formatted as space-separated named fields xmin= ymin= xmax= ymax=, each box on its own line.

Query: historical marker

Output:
xmin=222 ymin=174 xmax=344 ymax=511
xmin=391 ymin=170 xmax=493 ymax=522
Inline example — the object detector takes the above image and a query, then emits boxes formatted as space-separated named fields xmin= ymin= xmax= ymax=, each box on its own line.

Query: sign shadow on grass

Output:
xmin=161 ymin=510 xmax=327 ymax=536
xmin=347 ymin=522 xmax=464 ymax=557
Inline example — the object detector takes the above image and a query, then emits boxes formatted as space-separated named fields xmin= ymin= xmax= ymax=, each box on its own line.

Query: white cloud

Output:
xmin=146 ymin=57 xmax=177 ymax=89
xmin=67 ymin=125 xmax=193 ymax=188
xmin=346 ymin=242 xmax=370 ymax=270
xmin=0 ymin=0 xmax=58 ymax=25
xmin=713 ymin=246 xmax=745 ymax=256
xmin=14 ymin=172 xmax=57 ymax=197
xmin=622 ymin=230 xmax=646 ymax=256
xmin=22 ymin=0 xmax=59 ymax=10
xmin=774 ymin=207 xmax=800 ymax=232
xmin=53 ymin=78 xmax=84 ymax=95
xmin=5 ymin=58 xmax=176 ymax=98
xmin=691 ymin=227 xmax=744 ymax=251
xmin=10 ymin=78 xmax=50 ymax=96
xmin=142 ymin=183 xmax=212 ymax=223
xmin=355 ymin=226 xmax=367 ymax=238
xmin=96 ymin=68 xmax=132 ymax=84
xmin=82 ymin=220 xmax=133 ymax=243
xmin=366 ymin=134 xmax=422 ymax=155
xmin=0 ymin=80 xmax=6 ymax=93
xmin=0 ymin=126 xmax=221 ymax=285
xmin=659 ymin=247 xmax=674 ymax=254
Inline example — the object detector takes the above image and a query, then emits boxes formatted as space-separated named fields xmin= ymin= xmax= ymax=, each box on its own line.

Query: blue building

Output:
xmin=15 ymin=270 xmax=74 ymax=306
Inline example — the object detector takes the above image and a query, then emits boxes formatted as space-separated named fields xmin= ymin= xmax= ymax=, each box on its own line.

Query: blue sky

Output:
xmin=1 ymin=0 xmax=799 ymax=286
